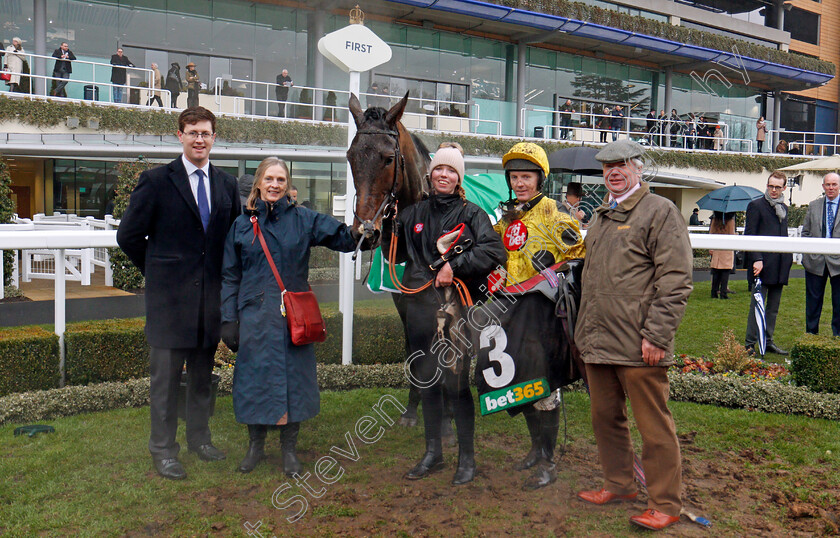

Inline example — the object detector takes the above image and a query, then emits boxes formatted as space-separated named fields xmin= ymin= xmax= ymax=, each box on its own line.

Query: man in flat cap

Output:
xmin=574 ymin=139 xmax=693 ymax=531
xmin=185 ymin=62 xmax=200 ymax=109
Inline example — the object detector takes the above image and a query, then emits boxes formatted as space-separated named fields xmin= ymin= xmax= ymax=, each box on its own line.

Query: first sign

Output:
xmin=318 ymin=24 xmax=392 ymax=73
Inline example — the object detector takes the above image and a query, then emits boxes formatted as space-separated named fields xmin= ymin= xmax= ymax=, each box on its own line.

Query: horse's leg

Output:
xmin=393 ymin=293 xmax=419 ymax=427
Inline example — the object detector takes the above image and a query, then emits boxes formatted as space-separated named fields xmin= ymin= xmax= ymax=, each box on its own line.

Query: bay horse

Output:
xmin=347 ymin=92 xmax=454 ymax=432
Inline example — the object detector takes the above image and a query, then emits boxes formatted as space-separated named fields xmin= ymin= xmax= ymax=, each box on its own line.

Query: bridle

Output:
xmin=350 ymin=127 xmax=404 ymax=261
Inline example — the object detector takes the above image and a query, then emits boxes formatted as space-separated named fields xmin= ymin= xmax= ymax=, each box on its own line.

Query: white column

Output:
xmin=55 ymin=249 xmax=67 ymax=387
xmin=33 ymin=0 xmax=48 ymax=96
xmin=340 ymin=70 xmax=360 ymax=366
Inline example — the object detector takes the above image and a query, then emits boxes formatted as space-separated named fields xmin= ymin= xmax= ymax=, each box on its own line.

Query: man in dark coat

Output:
xmin=610 ymin=105 xmax=624 ymax=142
xmin=110 ymin=47 xmax=134 ymax=103
xmin=801 ymin=172 xmax=840 ymax=335
xmin=51 ymin=42 xmax=76 ymax=97
xmin=275 ymin=69 xmax=293 ymax=117
xmin=117 ymin=107 xmax=240 ymax=480
xmin=744 ymin=171 xmax=792 ymax=355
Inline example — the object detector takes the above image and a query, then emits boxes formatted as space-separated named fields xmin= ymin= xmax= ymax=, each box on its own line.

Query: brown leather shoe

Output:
xmin=630 ymin=509 xmax=680 ymax=530
xmin=577 ymin=488 xmax=638 ymax=505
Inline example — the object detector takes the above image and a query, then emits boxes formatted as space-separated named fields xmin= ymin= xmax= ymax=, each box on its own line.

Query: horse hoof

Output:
xmin=399 ymin=416 xmax=418 ymax=427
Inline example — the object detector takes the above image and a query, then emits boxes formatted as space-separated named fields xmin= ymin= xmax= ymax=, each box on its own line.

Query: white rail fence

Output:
xmin=2 ymin=228 xmax=840 ymax=385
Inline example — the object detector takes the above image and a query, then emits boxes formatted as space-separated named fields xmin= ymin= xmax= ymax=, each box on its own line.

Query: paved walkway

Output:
xmin=18 ymin=270 xmax=133 ymax=301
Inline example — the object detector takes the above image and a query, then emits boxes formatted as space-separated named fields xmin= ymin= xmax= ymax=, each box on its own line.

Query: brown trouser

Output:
xmin=586 ymin=363 xmax=682 ymax=517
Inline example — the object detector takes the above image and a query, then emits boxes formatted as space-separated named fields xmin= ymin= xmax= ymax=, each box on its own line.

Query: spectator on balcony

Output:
xmin=699 ymin=116 xmax=714 ymax=150
xmin=610 ymin=104 xmax=623 ymax=142
xmin=775 ymin=139 xmax=788 ymax=154
xmin=165 ymin=62 xmax=182 ymax=108
xmin=275 ymin=68 xmax=293 ymax=118
xmin=4 ymin=37 xmax=25 ymax=93
xmin=756 ymin=116 xmax=767 ymax=153
xmin=50 ymin=42 xmax=75 ymax=97
xmin=656 ymin=109 xmax=667 ymax=147
xmin=685 ymin=113 xmax=697 ymax=150
xmin=713 ymin=125 xmax=724 ymax=151
xmin=645 ymin=109 xmax=656 ymax=144
xmin=185 ymin=62 xmax=200 ymax=109
xmin=559 ymin=99 xmax=575 ymax=140
xmin=323 ymin=90 xmax=337 ymax=121
xmin=146 ymin=62 xmax=163 ymax=107
xmin=668 ymin=109 xmax=681 ymax=148
xmin=597 ymin=106 xmax=610 ymax=143
xmin=110 ymin=47 xmax=134 ymax=104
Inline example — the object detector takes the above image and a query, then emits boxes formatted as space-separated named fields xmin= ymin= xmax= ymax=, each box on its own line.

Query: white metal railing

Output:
xmin=768 ymin=129 xmax=840 ymax=157
xmin=215 ymin=77 xmax=502 ymax=136
xmin=7 ymin=50 xmax=155 ymax=99
xmin=1 ymin=71 xmax=172 ymax=108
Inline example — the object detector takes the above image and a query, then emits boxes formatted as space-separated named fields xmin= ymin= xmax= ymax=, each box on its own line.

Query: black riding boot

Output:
xmin=451 ymin=439 xmax=475 ymax=485
xmin=515 ymin=407 xmax=542 ymax=471
xmin=280 ymin=422 xmax=303 ymax=476
xmin=405 ymin=438 xmax=444 ymax=480
xmin=238 ymin=424 xmax=267 ymax=473
xmin=523 ymin=409 xmax=559 ymax=490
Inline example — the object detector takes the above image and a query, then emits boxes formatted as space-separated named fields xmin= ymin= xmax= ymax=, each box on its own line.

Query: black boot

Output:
xmin=280 ymin=422 xmax=303 ymax=476
xmin=451 ymin=442 xmax=475 ymax=485
xmin=515 ymin=408 xmax=541 ymax=471
xmin=405 ymin=438 xmax=444 ymax=480
xmin=238 ymin=424 xmax=267 ymax=473
xmin=523 ymin=409 xmax=559 ymax=490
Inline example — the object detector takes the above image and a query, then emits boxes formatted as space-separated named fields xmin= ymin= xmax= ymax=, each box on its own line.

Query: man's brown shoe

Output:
xmin=630 ymin=509 xmax=680 ymax=530
xmin=577 ymin=488 xmax=638 ymax=505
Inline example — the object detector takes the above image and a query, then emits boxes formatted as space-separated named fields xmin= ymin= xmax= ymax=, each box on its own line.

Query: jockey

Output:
xmin=383 ymin=143 xmax=507 ymax=486
xmin=494 ymin=141 xmax=586 ymax=490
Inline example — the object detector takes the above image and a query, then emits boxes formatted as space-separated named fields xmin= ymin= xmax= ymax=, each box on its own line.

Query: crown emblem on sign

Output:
xmin=349 ymin=5 xmax=365 ymax=25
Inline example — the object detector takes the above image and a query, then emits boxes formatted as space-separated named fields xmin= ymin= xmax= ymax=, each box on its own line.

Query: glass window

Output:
xmin=785 ymin=8 xmax=819 ymax=45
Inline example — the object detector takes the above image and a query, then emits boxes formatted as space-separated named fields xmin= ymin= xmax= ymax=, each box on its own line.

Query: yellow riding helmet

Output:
xmin=502 ymin=142 xmax=550 ymax=177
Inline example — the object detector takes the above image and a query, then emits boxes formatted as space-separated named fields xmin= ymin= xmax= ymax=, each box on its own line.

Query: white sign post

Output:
xmin=319 ymin=21 xmax=392 ymax=366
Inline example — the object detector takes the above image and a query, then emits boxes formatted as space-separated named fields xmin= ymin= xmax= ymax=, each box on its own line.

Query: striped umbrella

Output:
xmin=752 ymin=277 xmax=767 ymax=357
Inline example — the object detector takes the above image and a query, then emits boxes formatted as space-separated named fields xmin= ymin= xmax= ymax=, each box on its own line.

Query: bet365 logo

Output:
xmin=480 ymin=379 xmax=547 ymax=415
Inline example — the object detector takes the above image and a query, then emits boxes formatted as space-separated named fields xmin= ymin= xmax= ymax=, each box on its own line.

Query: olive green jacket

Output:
xmin=574 ymin=183 xmax=693 ymax=366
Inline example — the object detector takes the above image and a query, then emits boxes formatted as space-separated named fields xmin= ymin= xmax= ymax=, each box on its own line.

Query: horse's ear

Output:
xmin=348 ymin=93 xmax=365 ymax=128
xmin=385 ymin=92 xmax=410 ymax=127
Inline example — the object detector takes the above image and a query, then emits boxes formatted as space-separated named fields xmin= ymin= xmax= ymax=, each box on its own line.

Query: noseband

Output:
xmin=350 ymin=127 xmax=405 ymax=260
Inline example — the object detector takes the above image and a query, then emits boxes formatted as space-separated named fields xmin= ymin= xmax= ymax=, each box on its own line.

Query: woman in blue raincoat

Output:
xmin=220 ymin=156 xmax=365 ymax=475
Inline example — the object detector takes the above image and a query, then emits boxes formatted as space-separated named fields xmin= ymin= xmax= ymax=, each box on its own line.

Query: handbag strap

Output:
xmin=251 ymin=214 xmax=287 ymax=294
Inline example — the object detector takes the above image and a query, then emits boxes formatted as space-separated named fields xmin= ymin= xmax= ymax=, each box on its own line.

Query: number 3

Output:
xmin=480 ymin=325 xmax=515 ymax=388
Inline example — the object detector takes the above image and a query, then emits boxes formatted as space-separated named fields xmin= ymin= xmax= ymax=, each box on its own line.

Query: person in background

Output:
xmin=560 ymin=181 xmax=587 ymax=226
xmin=597 ymin=106 xmax=610 ymax=144
xmin=275 ymin=69 xmax=293 ymax=118
xmin=709 ymin=212 xmax=736 ymax=299
xmin=689 ymin=208 xmax=701 ymax=226
xmin=668 ymin=109 xmax=681 ymax=148
xmin=117 ymin=107 xmax=240 ymax=480
xmin=51 ymin=42 xmax=76 ymax=97
xmin=4 ymin=37 xmax=25 ymax=93
xmin=713 ymin=125 xmax=724 ymax=151
xmin=288 ymin=185 xmax=298 ymax=204
xmin=110 ymin=47 xmax=134 ymax=103
xmin=756 ymin=116 xmax=767 ymax=153
xmin=146 ymin=62 xmax=163 ymax=107
xmin=610 ymin=104 xmax=624 ymax=142
xmin=185 ymin=62 xmax=200 ymax=109
xmin=165 ymin=62 xmax=182 ymax=108
xmin=237 ymin=173 xmax=254 ymax=210
xmin=744 ymin=171 xmax=792 ymax=356
xmin=657 ymin=109 xmax=667 ymax=147
xmin=221 ymin=157 xmax=367 ymax=475
xmin=645 ymin=109 xmax=656 ymax=145
xmin=576 ymin=139 xmax=692 ymax=531
xmin=801 ymin=173 xmax=840 ymax=336
xmin=775 ymin=139 xmax=788 ymax=154
xmin=559 ymin=99 xmax=575 ymax=140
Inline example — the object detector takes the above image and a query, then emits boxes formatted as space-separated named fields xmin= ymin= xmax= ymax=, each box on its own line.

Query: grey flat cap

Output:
xmin=595 ymin=139 xmax=645 ymax=163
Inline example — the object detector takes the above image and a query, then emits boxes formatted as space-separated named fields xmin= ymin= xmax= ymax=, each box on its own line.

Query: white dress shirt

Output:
xmin=181 ymin=155 xmax=212 ymax=211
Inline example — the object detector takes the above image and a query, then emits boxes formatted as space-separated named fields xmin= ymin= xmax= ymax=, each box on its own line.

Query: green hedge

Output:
xmin=316 ymin=310 xmax=405 ymax=365
xmin=64 ymin=318 xmax=149 ymax=385
xmin=0 ymin=327 xmax=60 ymax=397
xmin=790 ymin=334 xmax=840 ymax=394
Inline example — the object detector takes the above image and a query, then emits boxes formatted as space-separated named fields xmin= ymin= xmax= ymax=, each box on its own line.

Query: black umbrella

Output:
xmin=548 ymin=146 xmax=601 ymax=174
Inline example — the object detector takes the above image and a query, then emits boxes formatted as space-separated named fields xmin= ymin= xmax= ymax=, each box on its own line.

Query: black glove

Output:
xmin=221 ymin=321 xmax=239 ymax=353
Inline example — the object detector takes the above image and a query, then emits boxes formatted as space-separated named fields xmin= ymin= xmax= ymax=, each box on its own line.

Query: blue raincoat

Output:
xmin=221 ymin=197 xmax=357 ymax=424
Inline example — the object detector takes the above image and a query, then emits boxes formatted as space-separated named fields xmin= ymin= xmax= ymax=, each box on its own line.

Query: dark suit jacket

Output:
xmin=744 ymin=196 xmax=792 ymax=286
xmin=110 ymin=54 xmax=134 ymax=84
xmin=801 ymin=196 xmax=840 ymax=277
xmin=51 ymin=48 xmax=76 ymax=74
xmin=117 ymin=157 xmax=240 ymax=348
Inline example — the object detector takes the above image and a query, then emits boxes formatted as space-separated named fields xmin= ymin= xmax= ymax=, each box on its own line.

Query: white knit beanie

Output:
xmin=429 ymin=147 xmax=465 ymax=183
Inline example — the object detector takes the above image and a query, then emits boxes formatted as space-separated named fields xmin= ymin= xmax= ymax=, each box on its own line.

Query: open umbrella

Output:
xmin=777 ymin=154 xmax=840 ymax=172
xmin=547 ymin=146 xmax=601 ymax=174
xmin=696 ymin=185 xmax=763 ymax=213
xmin=751 ymin=277 xmax=767 ymax=357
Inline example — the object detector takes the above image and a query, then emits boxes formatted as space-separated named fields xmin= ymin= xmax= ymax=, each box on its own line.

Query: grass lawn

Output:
xmin=677 ymin=276 xmax=827 ymax=359
xmin=1 ymin=389 xmax=839 ymax=537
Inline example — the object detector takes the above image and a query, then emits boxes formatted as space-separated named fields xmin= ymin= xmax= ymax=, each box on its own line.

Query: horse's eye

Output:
xmin=384 ymin=156 xmax=394 ymax=165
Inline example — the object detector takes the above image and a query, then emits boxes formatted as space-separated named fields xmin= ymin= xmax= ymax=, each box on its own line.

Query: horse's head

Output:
xmin=346 ymin=92 xmax=411 ymax=244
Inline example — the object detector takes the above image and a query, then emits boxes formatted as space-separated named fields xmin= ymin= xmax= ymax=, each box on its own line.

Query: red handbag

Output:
xmin=1 ymin=70 xmax=11 ymax=82
xmin=251 ymin=215 xmax=326 ymax=345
